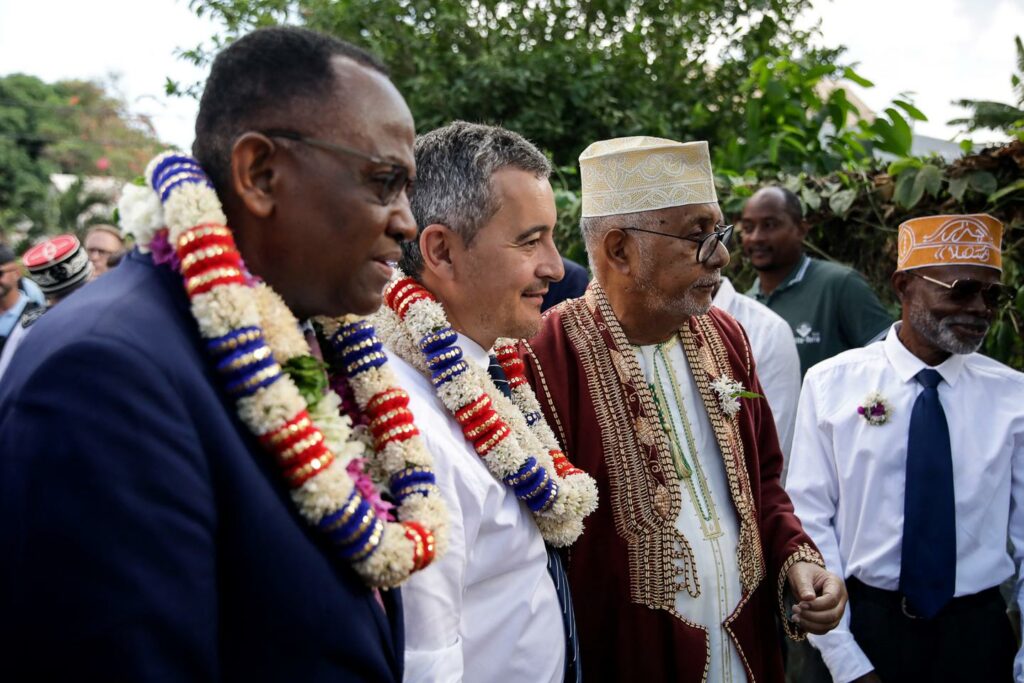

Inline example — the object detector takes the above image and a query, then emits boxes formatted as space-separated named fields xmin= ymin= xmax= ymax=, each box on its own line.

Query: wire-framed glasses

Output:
xmin=908 ymin=271 xmax=1012 ymax=308
xmin=622 ymin=224 xmax=734 ymax=264
xmin=260 ymin=128 xmax=412 ymax=206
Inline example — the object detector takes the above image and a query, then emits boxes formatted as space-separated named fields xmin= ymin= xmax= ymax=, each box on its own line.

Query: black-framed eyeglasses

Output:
xmin=260 ymin=128 xmax=413 ymax=206
xmin=622 ymin=224 xmax=734 ymax=264
xmin=909 ymin=271 xmax=1012 ymax=308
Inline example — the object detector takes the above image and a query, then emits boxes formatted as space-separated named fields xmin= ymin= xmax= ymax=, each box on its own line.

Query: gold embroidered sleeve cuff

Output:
xmin=777 ymin=543 xmax=826 ymax=642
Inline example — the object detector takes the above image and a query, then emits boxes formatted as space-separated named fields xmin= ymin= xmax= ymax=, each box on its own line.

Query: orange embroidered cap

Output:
xmin=896 ymin=214 xmax=1002 ymax=272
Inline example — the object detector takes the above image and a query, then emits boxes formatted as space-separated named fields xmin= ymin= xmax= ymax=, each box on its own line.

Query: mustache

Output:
xmin=941 ymin=314 xmax=990 ymax=328
xmin=694 ymin=274 xmax=721 ymax=288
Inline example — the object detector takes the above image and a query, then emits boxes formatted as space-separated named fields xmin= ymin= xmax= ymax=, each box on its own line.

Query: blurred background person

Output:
xmin=741 ymin=186 xmax=891 ymax=378
xmin=0 ymin=234 xmax=92 ymax=379
xmin=84 ymin=224 xmax=125 ymax=277
xmin=0 ymin=245 xmax=43 ymax=356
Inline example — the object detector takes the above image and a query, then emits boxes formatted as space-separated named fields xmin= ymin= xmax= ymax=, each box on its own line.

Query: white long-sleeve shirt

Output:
xmin=787 ymin=323 xmax=1024 ymax=682
xmin=713 ymin=278 xmax=801 ymax=469
xmin=388 ymin=334 xmax=564 ymax=683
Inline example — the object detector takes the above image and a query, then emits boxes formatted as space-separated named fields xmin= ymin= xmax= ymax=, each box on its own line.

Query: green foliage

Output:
xmin=722 ymin=141 xmax=1024 ymax=369
xmin=0 ymin=74 xmax=165 ymax=243
xmin=283 ymin=355 xmax=329 ymax=406
xmin=178 ymin=2 xmax=1022 ymax=368
xmin=183 ymin=0 xmax=836 ymax=170
xmin=949 ymin=35 xmax=1024 ymax=136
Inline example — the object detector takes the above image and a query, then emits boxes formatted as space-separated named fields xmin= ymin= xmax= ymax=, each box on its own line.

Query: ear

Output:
xmin=419 ymin=223 xmax=458 ymax=283
xmin=797 ymin=218 xmax=812 ymax=239
xmin=602 ymin=228 xmax=634 ymax=276
xmin=229 ymin=132 xmax=278 ymax=219
xmin=891 ymin=270 xmax=910 ymax=303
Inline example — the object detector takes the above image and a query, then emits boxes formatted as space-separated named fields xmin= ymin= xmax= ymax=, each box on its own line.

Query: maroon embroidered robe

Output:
xmin=519 ymin=285 xmax=823 ymax=683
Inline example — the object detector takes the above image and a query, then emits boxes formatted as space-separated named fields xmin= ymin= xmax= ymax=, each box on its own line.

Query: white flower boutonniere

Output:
xmin=857 ymin=392 xmax=892 ymax=425
xmin=710 ymin=376 xmax=763 ymax=418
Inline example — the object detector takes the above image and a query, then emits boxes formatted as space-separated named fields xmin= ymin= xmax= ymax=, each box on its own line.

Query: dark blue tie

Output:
xmin=487 ymin=354 xmax=582 ymax=682
xmin=899 ymin=368 xmax=956 ymax=618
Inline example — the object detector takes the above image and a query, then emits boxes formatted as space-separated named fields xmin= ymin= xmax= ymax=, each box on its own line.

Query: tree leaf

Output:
xmin=915 ymin=164 xmax=942 ymax=197
xmin=948 ymin=176 xmax=969 ymax=201
xmin=988 ymin=178 xmax=1024 ymax=203
xmin=893 ymin=99 xmax=928 ymax=122
xmin=887 ymin=157 xmax=922 ymax=176
xmin=842 ymin=66 xmax=874 ymax=88
xmin=894 ymin=168 xmax=923 ymax=208
xmin=968 ymin=171 xmax=998 ymax=195
xmin=800 ymin=185 xmax=822 ymax=211
xmin=829 ymin=188 xmax=857 ymax=216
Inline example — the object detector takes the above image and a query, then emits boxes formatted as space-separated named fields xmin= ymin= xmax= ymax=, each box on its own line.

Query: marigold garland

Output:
xmin=373 ymin=274 xmax=598 ymax=547
xmin=117 ymin=151 xmax=448 ymax=588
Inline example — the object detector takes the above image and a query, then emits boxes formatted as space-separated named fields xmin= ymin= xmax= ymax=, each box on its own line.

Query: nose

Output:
xmin=538 ymin=239 xmax=565 ymax=282
xmin=387 ymin=192 xmax=418 ymax=244
xmin=707 ymin=238 xmax=731 ymax=270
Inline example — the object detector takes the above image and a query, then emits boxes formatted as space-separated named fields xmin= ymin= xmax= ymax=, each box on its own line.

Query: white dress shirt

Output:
xmin=713 ymin=278 xmax=801 ymax=473
xmin=634 ymin=337 xmax=748 ymax=683
xmin=389 ymin=334 xmax=564 ymax=683
xmin=787 ymin=323 xmax=1024 ymax=683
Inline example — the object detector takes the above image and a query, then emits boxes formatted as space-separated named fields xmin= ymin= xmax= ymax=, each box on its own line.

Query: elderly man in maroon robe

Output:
xmin=516 ymin=136 xmax=847 ymax=682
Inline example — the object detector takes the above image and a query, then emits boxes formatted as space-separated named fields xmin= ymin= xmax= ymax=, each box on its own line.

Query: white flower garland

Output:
xmin=374 ymin=273 xmax=598 ymax=547
xmin=117 ymin=151 xmax=448 ymax=587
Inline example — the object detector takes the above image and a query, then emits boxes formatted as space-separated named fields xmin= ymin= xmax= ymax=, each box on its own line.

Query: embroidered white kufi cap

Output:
xmin=578 ymin=136 xmax=718 ymax=218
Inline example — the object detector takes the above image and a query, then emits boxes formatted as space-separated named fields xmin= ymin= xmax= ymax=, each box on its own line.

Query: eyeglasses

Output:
xmin=622 ymin=224 xmax=734 ymax=264
xmin=908 ymin=271 xmax=1012 ymax=309
xmin=261 ymin=129 xmax=413 ymax=206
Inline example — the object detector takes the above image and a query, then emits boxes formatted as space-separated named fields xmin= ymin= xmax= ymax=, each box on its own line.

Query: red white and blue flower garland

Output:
xmin=372 ymin=275 xmax=598 ymax=547
xmin=117 ymin=151 xmax=448 ymax=588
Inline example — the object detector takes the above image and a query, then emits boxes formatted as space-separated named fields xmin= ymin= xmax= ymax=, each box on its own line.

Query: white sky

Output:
xmin=1 ymin=0 xmax=1022 ymax=151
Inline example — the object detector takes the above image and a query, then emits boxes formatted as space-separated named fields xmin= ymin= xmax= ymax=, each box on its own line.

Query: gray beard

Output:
xmin=633 ymin=240 xmax=715 ymax=319
xmin=906 ymin=299 xmax=988 ymax=355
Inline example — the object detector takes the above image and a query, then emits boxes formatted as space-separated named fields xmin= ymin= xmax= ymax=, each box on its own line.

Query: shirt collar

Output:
xmin=883 ymin=322 xmax=968 ymax=387
xmin=457 ymin=332 xmax=491 ymax=370
xmin=752 ymin=254 xmax=810 ymax=300
xmin=712 ymin=277 xmax=736 ymax=308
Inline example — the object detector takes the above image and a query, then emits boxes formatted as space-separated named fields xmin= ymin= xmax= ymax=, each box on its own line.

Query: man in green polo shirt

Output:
xmin=742 ymin=186 xmax=892 ymax=377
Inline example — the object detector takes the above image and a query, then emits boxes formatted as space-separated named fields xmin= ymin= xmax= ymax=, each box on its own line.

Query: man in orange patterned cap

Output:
xmin=788 ymin=214 xmax=1023 ymax=683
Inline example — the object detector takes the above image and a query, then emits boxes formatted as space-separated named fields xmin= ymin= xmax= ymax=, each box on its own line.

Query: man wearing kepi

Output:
xmin=372 ymin=121 xmax=598 ymax=682
xmin=519 ymin=136 xmax=846 ymax=682
xmin=0 ymin=234 xmax=93 ymax=380
xmin=787 ymin=213 xmax=1023 ymax=683
xmin=0 ymin=27 xmax=449 ymax=681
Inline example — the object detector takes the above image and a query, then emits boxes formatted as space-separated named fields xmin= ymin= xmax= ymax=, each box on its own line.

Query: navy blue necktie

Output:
xmin=487 ymin=354 xmax=582 ymax=682
xmin=899 ymin=368 xmax=956 ymax=618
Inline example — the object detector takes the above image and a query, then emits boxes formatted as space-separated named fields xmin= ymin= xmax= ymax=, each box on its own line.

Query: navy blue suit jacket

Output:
xmin=542 ymin=257 xmax=590 ymax=312
xmin=0 ymin=251 xmax=404 ymax=681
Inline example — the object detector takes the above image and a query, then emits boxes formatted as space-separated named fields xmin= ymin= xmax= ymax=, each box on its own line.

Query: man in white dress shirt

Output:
xmin=712 ymin=277 xmax=800 ymax=472
xmin=380 ymin=121 xmax=571 ymax=682
xmin=787 ymin=213 xmax=1023 ymax=683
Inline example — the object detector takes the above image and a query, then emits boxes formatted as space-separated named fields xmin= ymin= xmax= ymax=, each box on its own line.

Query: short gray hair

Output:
xmin=580 ymin=210 xmax=659 ymax=270
xmin=400 ymin=121 xmax=552 ymax=278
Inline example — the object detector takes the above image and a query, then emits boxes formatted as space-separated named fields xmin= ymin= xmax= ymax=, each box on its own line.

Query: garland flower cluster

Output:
xmin=116 ymin=151 xmax=447 ymax=588
xmin=373 ymin=275 xmax=598 ymax=547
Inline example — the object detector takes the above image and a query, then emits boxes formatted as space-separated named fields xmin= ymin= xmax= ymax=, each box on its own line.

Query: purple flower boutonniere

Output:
xmin=857 ymin=392 xmax=892 ymax=426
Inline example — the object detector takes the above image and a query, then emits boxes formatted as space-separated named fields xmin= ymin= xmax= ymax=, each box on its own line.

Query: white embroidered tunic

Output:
xmin=635 ymin=336 xmax=749 ymax=683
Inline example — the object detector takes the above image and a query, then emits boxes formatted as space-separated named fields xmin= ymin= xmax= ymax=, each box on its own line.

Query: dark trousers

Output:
xmin=847 ymin=577 xmax=1015 ymax=683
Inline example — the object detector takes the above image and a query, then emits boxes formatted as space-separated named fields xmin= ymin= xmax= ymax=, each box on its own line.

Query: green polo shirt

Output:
xmin=747 ymin=254 xmax=892 ymax=377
